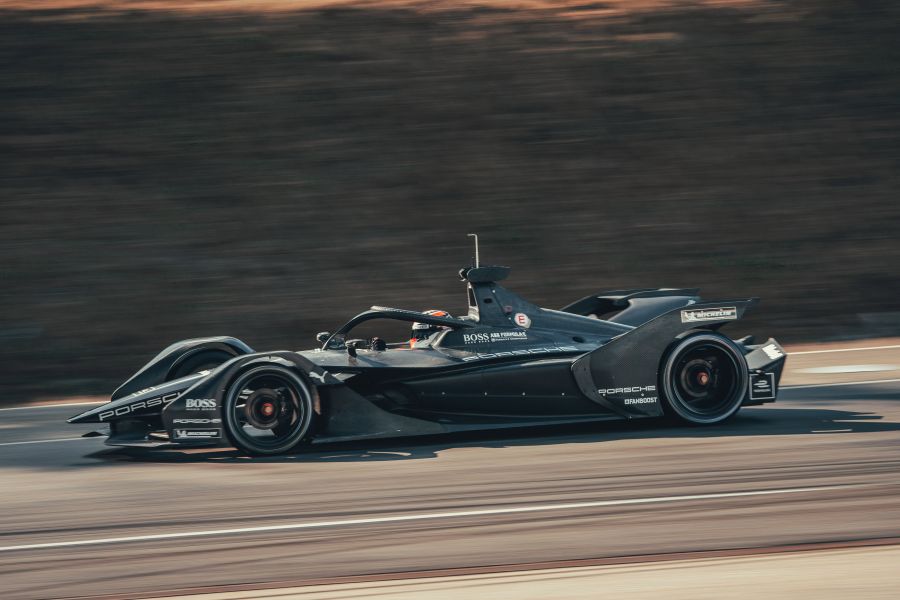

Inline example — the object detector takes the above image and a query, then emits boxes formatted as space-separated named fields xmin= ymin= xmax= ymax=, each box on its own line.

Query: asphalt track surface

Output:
xmin=1 ymin=345 xmax=899 ymax=599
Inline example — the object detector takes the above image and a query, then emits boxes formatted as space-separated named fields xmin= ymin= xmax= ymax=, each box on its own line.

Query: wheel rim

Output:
xmin=664 ymin=336 xmax=746 ymax=422
xmin=227 ymin=369 xmax=311 ymax=452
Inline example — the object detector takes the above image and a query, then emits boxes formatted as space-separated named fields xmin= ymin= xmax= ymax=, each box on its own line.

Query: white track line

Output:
xmin=0 ymin=401 xmax=103 ymax=412
xmin=797 ymin=365 xmax=897 ymax=374
xmin=0 ymin=485 xmax=850 ymax=553
xmin=782 ymin=378 xmax=900 ymax=391
xmin=790 ymin=344 xmax=900 ymax=355
xmin=0 ymin=437 xmax=92 ymax=448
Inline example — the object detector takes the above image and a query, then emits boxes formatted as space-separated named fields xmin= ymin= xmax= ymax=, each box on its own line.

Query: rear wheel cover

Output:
xmin=661 ymin=333 xmax=748 ymax=424
xmin=223 ymin=366 xmax=314 ymax=455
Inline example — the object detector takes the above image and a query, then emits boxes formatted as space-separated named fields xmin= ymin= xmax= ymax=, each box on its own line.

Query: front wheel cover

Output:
xmin=223 ymin=366 xmax=314 ymax=455
xmin=169 ymin=349 xmax=235 ymax=381
xmin=660 ymin=333 xmax=748 ymax=425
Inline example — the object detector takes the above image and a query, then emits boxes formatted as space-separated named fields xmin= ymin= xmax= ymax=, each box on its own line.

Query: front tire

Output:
xmin=660 ymin=333 xmax=748 ymax=425
xmin=223 ymin=366 xmax=314 ymax=456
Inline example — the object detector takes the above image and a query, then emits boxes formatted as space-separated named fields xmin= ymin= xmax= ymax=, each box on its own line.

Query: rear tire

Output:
xmin=660 ymin=333 xmax=748 ymax=425
xmin=222 ymin=366 xmax=314 ymax=456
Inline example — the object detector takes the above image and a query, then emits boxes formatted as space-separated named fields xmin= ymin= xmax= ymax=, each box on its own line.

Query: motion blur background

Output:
xmin=1 ymin=0 xmax=898 ymax=399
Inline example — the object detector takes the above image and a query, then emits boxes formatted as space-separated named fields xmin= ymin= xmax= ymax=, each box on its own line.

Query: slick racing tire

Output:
xmin=223 ymin=366 xmax=315 ymax=456
xmin=660 ymin=333 xmax=748 ymax=425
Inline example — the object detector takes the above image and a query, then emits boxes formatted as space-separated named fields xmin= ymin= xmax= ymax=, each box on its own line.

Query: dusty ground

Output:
xmin=143 ymin=545 xmax=900 ymax=600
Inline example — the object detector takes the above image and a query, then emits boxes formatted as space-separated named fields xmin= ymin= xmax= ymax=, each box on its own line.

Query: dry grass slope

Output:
xmin=1 ymin=0 xmax=898 ymax=397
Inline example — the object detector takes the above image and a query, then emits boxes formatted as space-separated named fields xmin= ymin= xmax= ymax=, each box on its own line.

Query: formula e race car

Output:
xmin=69 ymin=256 xmax=787 ymax=455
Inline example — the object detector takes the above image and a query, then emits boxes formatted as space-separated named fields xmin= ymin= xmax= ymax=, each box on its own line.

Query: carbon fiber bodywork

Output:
xmin=69 ymin=265 xmax=786 ymax=450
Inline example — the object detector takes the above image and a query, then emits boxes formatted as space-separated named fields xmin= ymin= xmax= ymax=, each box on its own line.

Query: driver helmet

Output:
xmin=410 ymin=309 xmax=450 ymax=347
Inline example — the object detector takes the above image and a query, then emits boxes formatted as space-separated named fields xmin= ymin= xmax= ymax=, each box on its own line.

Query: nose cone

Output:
xmin=67 ymin=372 xmax=208 ymax=425
xmin=68 ymin=404 xmax=107 ymax=424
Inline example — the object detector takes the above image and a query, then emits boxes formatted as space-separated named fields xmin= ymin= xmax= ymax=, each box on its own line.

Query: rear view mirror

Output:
xmin=316 ymin=331 xmax=331 ymax=343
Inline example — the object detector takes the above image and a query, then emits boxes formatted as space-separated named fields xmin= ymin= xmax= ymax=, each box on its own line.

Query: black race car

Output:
xmin=70 ymin=258 xmax=786 ymax=455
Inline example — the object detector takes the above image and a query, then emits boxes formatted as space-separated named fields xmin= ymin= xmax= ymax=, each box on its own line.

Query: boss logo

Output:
xmin=463 ymin=331 xmax=528 ymax=345
xmin=463 ymin=333 xmax=492 ymax=344
xmin=186 ymin=398 xmax=217 ymax=410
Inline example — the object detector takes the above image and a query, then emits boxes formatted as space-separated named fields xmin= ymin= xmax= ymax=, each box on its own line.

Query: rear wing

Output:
xmin=561 ymin=288 xmax=701 ymax=327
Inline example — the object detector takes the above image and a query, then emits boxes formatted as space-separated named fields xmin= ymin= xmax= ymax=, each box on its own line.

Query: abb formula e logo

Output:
xmin=749 ymin=372 xmax=776 ymax=400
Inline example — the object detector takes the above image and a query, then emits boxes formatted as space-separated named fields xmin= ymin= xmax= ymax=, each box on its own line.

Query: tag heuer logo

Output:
xmin=681 ymin=307 xmax=738 ymax=323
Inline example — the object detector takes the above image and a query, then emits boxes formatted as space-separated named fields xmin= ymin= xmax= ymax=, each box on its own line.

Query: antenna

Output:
xmin=467 ymin=233 xmax=480 ymax=268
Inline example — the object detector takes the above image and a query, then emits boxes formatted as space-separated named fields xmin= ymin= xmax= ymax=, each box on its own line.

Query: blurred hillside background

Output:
xmin=1 ymin=0 xmax=898 ymax=398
